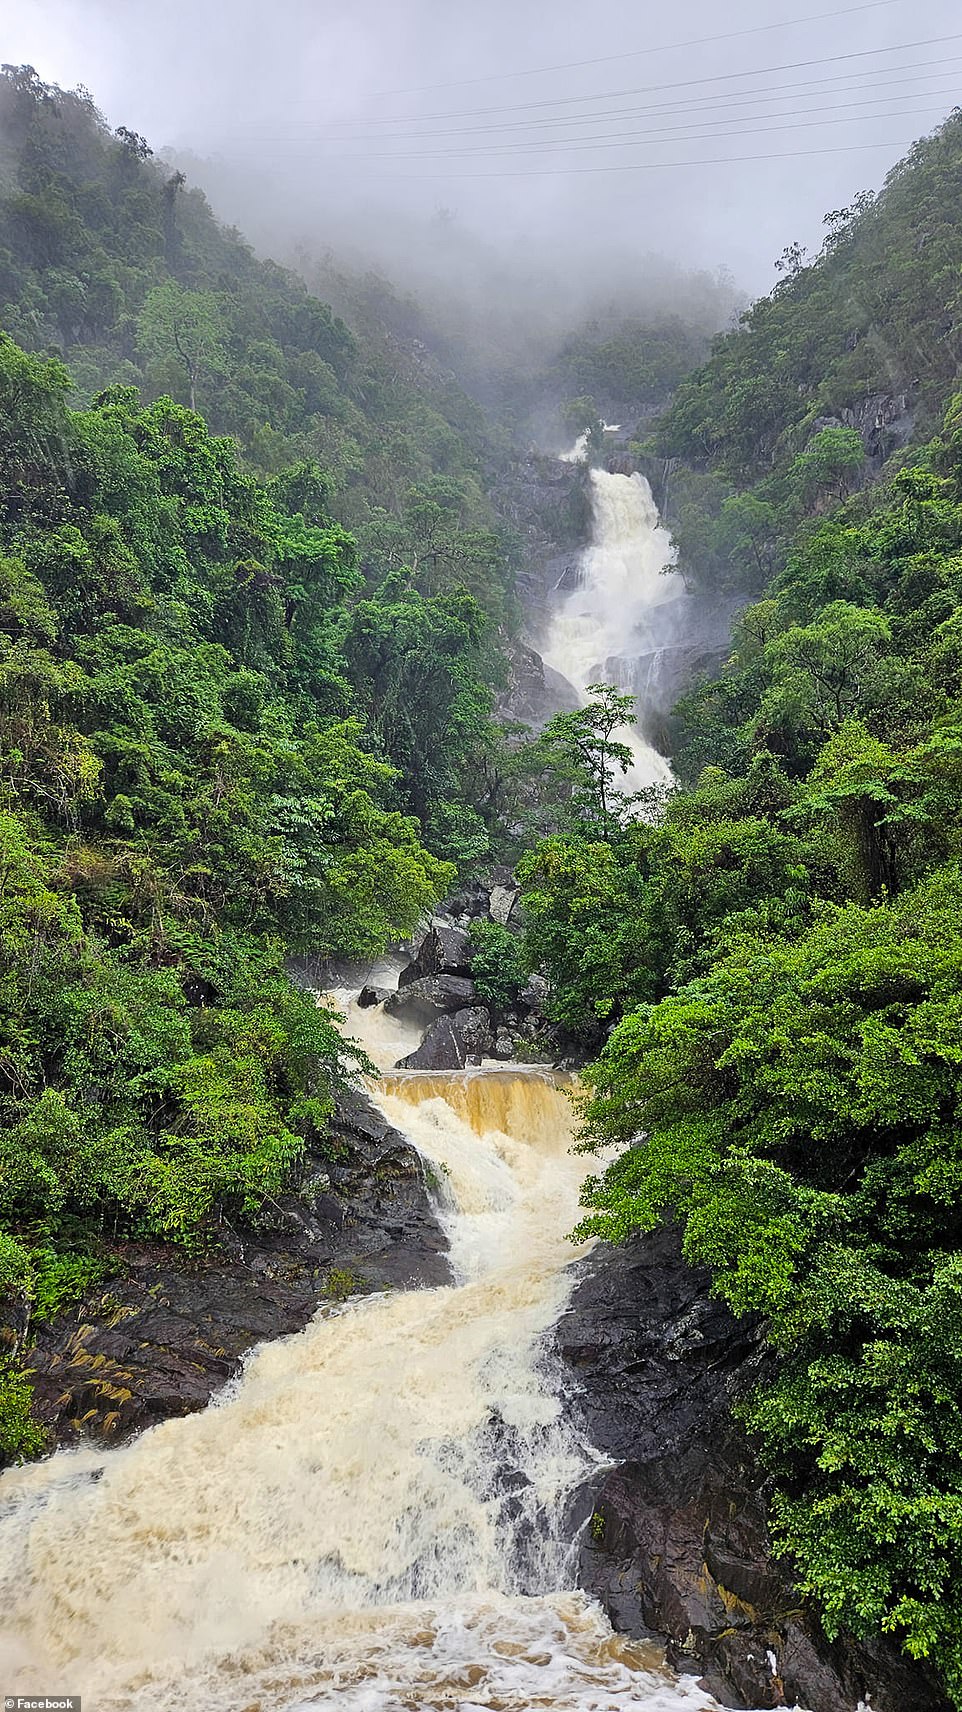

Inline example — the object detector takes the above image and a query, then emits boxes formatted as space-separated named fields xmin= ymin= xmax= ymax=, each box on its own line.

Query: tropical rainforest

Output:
xmin=0 ymin=64 xmax=513 ymax=1452
xmin=5 ymin=51 xmax=962 ymax=1708
xmin=527 ymin=110 xmax=962 ymax=1700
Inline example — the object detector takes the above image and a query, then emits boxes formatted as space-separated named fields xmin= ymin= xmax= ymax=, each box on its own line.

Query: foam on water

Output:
xmin=543 ymin=454 xmax=686 ymax=789
xmin=0 ymin=1000 xmax=749 ymax=1711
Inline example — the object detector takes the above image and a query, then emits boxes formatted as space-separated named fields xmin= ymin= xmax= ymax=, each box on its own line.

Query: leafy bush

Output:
xmin=28 ymin=1249 xmax=113 ymax=1322
xmin=0 ymin=1360 xmax=45 ymax=1463
xmin=468 ymin=919 xmax=528 ymax=1013
xmin=0 ymin=1231 xmax=32 ymax=1298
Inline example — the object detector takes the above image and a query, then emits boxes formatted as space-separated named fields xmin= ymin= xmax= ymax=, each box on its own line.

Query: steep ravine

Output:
xmin=2 ymin=930 xmax=944 ymax=1712
xmin=0 ymin=992 xmax=730 ymax=1712
xmin=500 ymin=434 xmax=739 ymax=759
xmin=4 ymin=458 xmax=945 ymax=1710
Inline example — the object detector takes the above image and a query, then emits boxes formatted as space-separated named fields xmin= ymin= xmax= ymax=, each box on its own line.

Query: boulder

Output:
xmin=397 ymin=919 xmax=474 ymax=988
xmin=384 ymin=974 xmax=476 ymax=1026
xmin=417 ymin=920 xmax=474 ymax=978
xmin=396 ymin=1007 xmax=493 ymax=1071
xmin=357 ymin=984 xmax=391 ymax=1008
xmin=489 ymin=883 xmax=519 ymax=926
xmin=518 ymin=973 xmax=550 ymax=1016
xmin=439 ymin=877 xmax=494 ymax=924
xmin=554 ymin=1228 xmax=950 ymax=1712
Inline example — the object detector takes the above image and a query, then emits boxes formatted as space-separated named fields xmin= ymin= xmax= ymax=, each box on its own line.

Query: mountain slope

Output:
xmin=0 ymin=64 xmax=513 ymax=622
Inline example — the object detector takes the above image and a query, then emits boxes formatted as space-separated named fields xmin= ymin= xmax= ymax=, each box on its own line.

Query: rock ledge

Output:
xmin=555 ymin=1227 xmax=950 ymax=1712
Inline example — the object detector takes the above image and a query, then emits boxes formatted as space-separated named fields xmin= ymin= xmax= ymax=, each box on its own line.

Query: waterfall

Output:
xmin=541 ymin=461 xmax=688 ymax=789
xmin=0 ymin=997 xmax=732 ymax=1712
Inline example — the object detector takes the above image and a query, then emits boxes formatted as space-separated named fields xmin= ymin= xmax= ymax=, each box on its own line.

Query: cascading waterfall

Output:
xmin=0 ymin=994 xmax=732 ymax=1712
xmin=541 ymin=456 xmax=688 ymax=788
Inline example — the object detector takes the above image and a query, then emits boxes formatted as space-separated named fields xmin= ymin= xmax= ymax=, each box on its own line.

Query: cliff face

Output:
xmin=555 ymin=1228 xmax=951 ymax=1712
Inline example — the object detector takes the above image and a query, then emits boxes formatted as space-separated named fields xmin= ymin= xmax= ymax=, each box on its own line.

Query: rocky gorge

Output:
xmin=5 ymin=867 xmax=953 ymax=1712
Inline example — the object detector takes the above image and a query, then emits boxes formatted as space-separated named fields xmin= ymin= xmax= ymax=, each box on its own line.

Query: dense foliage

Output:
xmin=0 ymin=65 xmax=514 ymax=621
xmin=519 ymin=379 xmax=962 ymax=1691
xmin=552 ymin=316 xmax=714 ymax=414
xmin=647 ymin=110 xmax=962 ymax=597
xmin=0 ymin=325 xmax=493 ymax=1453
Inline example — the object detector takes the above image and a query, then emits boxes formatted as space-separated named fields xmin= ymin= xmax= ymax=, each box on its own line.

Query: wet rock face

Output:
xmin=495 ymin=634 xmax=580 ymax=730
xmin=396 ymin=1006 xmax=494 ymax=1071
xmin=26 ymin=1090 xmax=449 ymax=1452
xmin=399 ymin=921 xmax=474 ymax=986
xmin=555 ymin=1228 xmax=950 ymax=1712
xmin=384 ymin=974 xmax=476 ymax=1026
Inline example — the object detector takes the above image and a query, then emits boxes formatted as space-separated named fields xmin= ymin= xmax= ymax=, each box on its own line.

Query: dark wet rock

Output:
xmin=396 ymin=1006 xmax=493 ymax=1071
xmin=555 ymin=1227 xmax=950 ymax=1712
xmin=398 ymin=920 xmax=474 ymax=988
xmin=384 ymin=974 xmax=476 ymax=1026
xmin=0 ymin=1286 xmax=31 ymax=1358
xmin=357 ymin=983 xmax=391 ymax=1008
xmin=424 ymin=920 xmax=474 ymax=977
xmin=812 ymin=390 xmax=915 ymax=464
xmin=553 ymin=560 xmax=585 ymax=593
xmin=440 ymin=864 xmax=522 ymax=931
xmin=27 ymin=1089 xmax=448 ymax=1452
xmin=442 ymin=877 xmax=495 ymax=924
xmin=288 ymin=949 xmax=410 ymax=994
xmin=488 ymin=452 xmax=588 ymax=628
xmin=495 ymin=635 xmax=580 ymax=729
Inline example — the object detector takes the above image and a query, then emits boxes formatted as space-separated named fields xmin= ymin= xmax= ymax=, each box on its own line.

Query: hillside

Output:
xmin=0 ymin=64 xmax=516 ymax=624
xmin=7 ymin=48 xmax=962 ymax=1710
xmin=648 ymin=107 xmax=962 ymax=597
xmin=506 ymin=114 xmax=962 ymax=1704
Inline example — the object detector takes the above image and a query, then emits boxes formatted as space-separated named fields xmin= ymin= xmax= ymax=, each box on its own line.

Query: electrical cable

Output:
xmin=356 ymin=137 xmax=926 ymax=180
xmin=302 ymin=31 xmax=962 ymax=128
xmin=242 ymin=88 xmax=960 ymax=155
xmin=366 ymin=0 xmax=919 ymax=99
xmin=236 ymin=60 xmax=962 ymax=144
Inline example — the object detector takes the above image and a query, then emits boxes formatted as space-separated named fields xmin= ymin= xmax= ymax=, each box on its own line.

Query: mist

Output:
xmin=6 ymin=0 xmax=962 ymax=362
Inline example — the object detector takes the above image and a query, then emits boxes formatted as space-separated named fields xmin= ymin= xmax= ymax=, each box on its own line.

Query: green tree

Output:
xmin=575 ymin=868 xmax=962 ymax=1699
xmin=137 ymin=282 xmax=228 ymax=411
xmin=530 ymin=685 xmax=640 ymax=834
xmin=790 ymin=427 xmax=865 ymax=505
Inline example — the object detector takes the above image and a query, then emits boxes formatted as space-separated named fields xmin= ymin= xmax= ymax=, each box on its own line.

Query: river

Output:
xmin=0 ymin=990 xmax=741 ymax=1711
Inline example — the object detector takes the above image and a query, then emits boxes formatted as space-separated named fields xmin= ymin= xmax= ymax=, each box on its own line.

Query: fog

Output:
xmin=6 ymin=0 xmax=962 ymax=336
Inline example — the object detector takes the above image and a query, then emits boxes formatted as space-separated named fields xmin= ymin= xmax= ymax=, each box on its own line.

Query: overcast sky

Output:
xmin=5 ymin=0 xmax=962 ymax=297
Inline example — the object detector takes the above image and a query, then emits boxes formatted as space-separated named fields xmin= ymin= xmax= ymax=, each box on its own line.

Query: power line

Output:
xmin=304 ymin=105 xmax=952 ymax=165
xmin=360 ymin=136 xmax=923 ymax=181
xmin=309 ymin=31 xmax=962 ymax=127
xmin=367 ymin=0 xmax=916 ymax=101
xmin=242 ymin=76 xmax=962 ymax=148
xmin=318 ymin=61 xmax=962 ymax=139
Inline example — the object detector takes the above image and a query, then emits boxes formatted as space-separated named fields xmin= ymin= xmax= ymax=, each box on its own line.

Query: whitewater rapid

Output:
xmin=541 ymin=462 xmax=686 ymax=789
xmin=0 ymin=994 xmax=733 ymax=1711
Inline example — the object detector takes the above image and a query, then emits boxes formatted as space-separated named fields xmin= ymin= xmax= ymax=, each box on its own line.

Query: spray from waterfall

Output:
xmin=542 ymin=447 xmax=689 ymax=789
